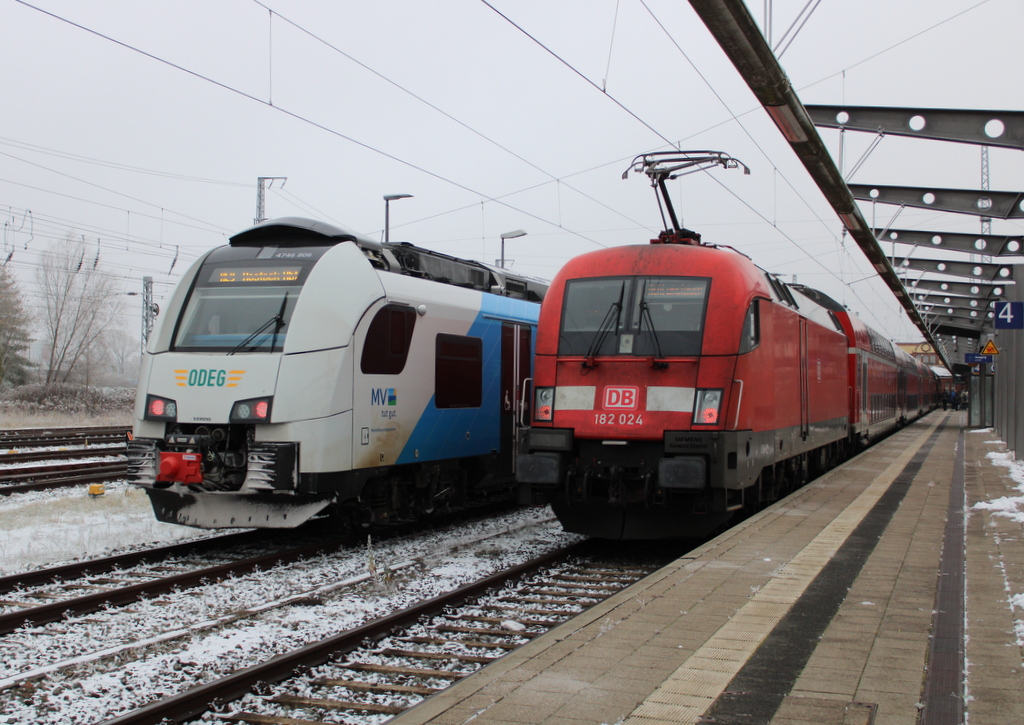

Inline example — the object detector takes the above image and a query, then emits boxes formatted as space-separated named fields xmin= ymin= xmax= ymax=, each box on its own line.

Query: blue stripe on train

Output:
xmin=395 ymin=293 xmax=539 ymax=465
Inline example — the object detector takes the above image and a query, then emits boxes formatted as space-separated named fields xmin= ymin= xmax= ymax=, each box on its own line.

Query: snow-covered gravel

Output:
xmin=0 ymin=480 xmax=212 ymax=575
xmin=0 ymin=481 xmax=579 ymax=724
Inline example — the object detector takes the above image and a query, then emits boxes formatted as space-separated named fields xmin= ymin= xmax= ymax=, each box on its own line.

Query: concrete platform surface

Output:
xmin=388 ymin=411 xmax=1023 ymax=725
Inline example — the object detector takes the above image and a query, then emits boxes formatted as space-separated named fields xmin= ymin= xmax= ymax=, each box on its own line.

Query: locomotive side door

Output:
xmin=799 ymin=318 xmax=809 ymax=440
xmin=501 ymin=322 xmax=532 ymax=472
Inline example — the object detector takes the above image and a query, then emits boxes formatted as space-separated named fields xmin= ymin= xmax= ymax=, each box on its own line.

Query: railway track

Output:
xmin=0 ymin=508 xmax=619 ymax=723
xmin=0 ymin=424 xmax=130 ymax=494
xmin=0 ymin=425 xmax=130 ymax=448
xmin=0 ymin=497 xmax=532 ymax=640
xmin=0 ymin=503 xmax=495 ymax=634
xmin=99 ymin=541 xmax=669 ymax=725
xmin=0 ymin=529 xmax=263 ymax=593
xmin=0 ymin=529 xmax=357 ymax=635
xmin=0 ymin=445 xmax=126 ymax=465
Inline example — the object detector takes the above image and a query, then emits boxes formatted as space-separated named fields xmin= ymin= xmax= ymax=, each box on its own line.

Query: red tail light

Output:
xmin=692 ymin=389 xmax=723 ymax=427
xmin=231 ymin=396 xmax=274 ymax=423
xmin=145 ymin=395 xmax=178 ymax=422
xmin=534 ymin=387 xmax=554 ymax=422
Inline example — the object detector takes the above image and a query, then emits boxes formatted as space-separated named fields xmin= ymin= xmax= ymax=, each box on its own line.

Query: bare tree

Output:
xmin=36 ymin=234 xmax=123 ymax=385
xmin=0 ymin=263 xmax=33 ymax=386
xmin=98 ymin=326 xmax=141 ymax=385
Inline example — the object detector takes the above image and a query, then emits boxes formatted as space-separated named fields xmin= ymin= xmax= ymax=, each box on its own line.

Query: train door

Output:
xmin=501 ymin=323 xmax=532 ymax=472
xmin=862 ymin=357 xmax=869 ymax=425
xmin=897 ymin=369 xmax=907 ymax=420
xmin=799 ymin=319 xmax=809 ymax=440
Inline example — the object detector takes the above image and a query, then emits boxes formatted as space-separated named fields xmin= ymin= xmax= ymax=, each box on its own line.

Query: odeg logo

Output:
xmin=175 ymin=369 xmax=245 ymax=387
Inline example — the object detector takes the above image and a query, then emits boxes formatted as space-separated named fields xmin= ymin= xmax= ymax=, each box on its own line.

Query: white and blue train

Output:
xmin=128 ymin=218 xmax=546 ymax=529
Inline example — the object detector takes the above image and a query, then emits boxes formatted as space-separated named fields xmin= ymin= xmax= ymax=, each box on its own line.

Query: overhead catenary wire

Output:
xmin=478 ymin=0 xmax=893 ymax=332
xmin=247 ymin=0 xmax=656 ymax=239
xmin=4 ymin=0 xmax=995 ymax=346
xmin=14 ymin=0 xmax=620 ymax=253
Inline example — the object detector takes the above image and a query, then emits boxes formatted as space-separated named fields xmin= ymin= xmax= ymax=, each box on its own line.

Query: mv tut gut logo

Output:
xmin=372 ymin=388 xmax=398 ymax=419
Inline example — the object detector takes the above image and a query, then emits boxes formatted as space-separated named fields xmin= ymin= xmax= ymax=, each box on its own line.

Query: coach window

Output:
xmin=739 ymin=298 xmax=761 ymax=353
xmin=435 ymin=334 xmax=482 ymax=408
xmin=361 ymin=304 xmax=416 ymax=374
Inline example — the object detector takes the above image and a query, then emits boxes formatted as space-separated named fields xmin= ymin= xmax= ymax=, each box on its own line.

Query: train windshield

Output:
xmin=172 ymin=249 xmax=321 ymax=353
xmin=559 ymin=276 xmax=709 ymax=357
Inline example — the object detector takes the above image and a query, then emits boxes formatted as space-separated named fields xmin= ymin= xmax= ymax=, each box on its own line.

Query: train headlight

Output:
xmin=144 ymin=395 xmax=178 ymax=422
xmin=534 ymin=387 xmax=555 ymax=422
xmin=693 ymin=389 xmax=723 ymax=426
xmin=230 ymin=396 xmax=273 ymax=423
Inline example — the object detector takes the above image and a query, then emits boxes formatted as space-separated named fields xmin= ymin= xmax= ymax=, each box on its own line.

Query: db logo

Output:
xmin=603 ymin=386 xmax=639 ymax=410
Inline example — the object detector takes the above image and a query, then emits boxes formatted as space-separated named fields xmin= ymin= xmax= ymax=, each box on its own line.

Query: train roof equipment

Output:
xmin=623 ymin=150 xmax=750 ymax=245
xmin=230 ymin=217 xmax=547 ymax=302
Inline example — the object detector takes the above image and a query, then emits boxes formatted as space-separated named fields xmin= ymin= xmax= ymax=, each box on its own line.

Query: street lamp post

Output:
xmin=383 ymin=194 xmax=413 ymax=243
xmin=499 ymin=229 xmax=527 ymax=268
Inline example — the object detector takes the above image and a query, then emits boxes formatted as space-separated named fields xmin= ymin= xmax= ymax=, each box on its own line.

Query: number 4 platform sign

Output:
xmin=995 ymin=301 xmax=1024 ymax=330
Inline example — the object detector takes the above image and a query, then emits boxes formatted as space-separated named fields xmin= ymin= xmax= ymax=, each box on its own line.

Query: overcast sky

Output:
xmin=1 ymin=0 xmax=1020 ymax=345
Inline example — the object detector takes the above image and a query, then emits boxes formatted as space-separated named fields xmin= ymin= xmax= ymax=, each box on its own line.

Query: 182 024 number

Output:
xmin=594 ymin=413 xmax=644 ymax=426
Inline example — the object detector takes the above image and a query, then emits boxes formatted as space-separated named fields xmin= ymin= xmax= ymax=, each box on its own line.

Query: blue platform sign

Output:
xmin=995 ymin=301 xmax=1024 ymax=329
xmin=965 ymin=353 xmax=993 ymax=364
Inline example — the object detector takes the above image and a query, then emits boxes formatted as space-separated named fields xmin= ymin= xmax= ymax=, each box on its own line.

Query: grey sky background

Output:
xmin=1 ymin=0 xmax=1020 ymax=347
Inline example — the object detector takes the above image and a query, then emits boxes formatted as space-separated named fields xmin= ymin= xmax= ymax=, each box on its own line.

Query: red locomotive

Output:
xmin=515 ymin=152 xmax=938 ymax=539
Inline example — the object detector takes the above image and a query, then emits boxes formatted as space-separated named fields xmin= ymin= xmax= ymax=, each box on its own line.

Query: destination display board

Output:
xmin=645 ymin=278 xmax=708 ymax=300
xmin=206 ymin=265 xmax=304 ymax=285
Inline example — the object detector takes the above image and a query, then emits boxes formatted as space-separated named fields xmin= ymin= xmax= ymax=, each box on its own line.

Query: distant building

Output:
xmin=897 ymin=341 xmax=940 ymax=367
xmin=898 ymin=342 xmax=958 ymax=394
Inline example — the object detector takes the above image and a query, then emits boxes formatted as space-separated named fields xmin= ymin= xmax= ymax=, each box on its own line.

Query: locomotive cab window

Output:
xmin=435 ymin=334 xmax=482 ymax=408
xmin=739 ymin=298 xmax=761 ymax=353
xmin=172 ymin=255 xmax=321 ymax=353
xmin=361 ymin=305 xmax=417 ymax=374
xmin=559 ymin=276 xmax=709 ymax=358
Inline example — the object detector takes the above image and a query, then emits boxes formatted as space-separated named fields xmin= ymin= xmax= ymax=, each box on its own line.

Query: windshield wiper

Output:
xmin=639 ymin=301 xmax=668 ymax=370
xmin=228 ymin=293 xmax=289 ymax=356
xmin=583 ymin=283 xmax=624 ymax=368
xmin=269 ymin=292 xmax=288 ymax=352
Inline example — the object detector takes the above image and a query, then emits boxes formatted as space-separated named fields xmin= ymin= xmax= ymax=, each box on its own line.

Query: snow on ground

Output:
xmin=969 ymin=444 xmax=1024 ymax=650
xmin=0 ymin=480 xmax=578 ymax=724
xmin=0 ymin=480 xmax=225 ymax=575
xmin=971 ymin=450 xmax=1024 ymax=524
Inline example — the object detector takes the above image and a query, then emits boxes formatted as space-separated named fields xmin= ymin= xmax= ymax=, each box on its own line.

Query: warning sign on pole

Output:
xmin=980 ymin=340 xmax=1000 ymax=355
